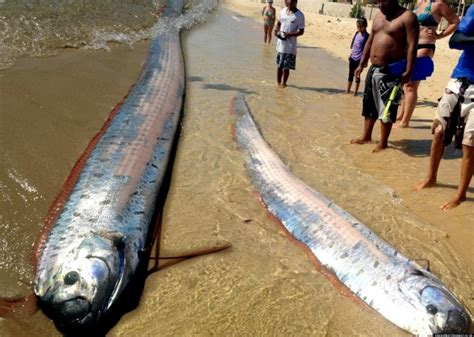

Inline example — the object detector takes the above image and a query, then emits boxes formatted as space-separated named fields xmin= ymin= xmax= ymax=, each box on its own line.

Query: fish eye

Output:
xmin=426 ymin=304 xmax=438 ymax=315
xmin=64 ymin=271 xmax=80 ymax=285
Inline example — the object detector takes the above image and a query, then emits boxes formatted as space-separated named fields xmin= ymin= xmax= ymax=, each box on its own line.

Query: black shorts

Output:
xmin=362 ymin=65 xmax=400 ymax=123
xmin=348 ymin=57 xmax=361 ymax=83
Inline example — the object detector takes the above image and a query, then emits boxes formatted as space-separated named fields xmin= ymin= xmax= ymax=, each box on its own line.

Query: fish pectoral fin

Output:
xmin=147 ymin=242 xmax=232 ymax=274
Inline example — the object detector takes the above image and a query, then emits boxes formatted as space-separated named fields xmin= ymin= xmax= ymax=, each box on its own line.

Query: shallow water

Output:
xmin=0 ymin=2 xmax=473 ymax=336
xmin=0 ymin=0 xmax=166 ymax=69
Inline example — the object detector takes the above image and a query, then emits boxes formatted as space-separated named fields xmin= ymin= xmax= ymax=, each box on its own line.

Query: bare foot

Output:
xmin=441 ymin=195 xmax=465 ymax=210
xmin=414 ymin=178 xmax=436 ymax=191
xmin=280 ymin=83 xmax=287 ymax=89
xmin=344 ymin=90 xmax=350 ymax=94
xmin=350 ymin=138 xmax=371 ymax=145
xmin=353 ymin=92 xmax=358 ymax=97
xmin=372 ymin=144 xmax=387 ymax=152
xmin=394 ymin=121 xmax=409 ymax=129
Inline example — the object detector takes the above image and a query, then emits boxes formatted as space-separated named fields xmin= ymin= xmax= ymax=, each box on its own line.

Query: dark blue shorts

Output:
xmin=276 ymin=53 xmax=296 ymax=70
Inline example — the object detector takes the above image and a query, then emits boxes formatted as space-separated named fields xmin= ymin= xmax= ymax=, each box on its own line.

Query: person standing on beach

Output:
xmin=350 ymin=0 xmax=419 ymax=152
xmin=345 ymin=17 xmax=369 ymax=96
xmin=262 ymin=0 xmax=276 ymax=44
xmin=274 ymin=0 xmax=305 ymax=88
xmin=396 ymin=0 xmax=459 ymax=128
xmin=415 ymin=5 xmax=474 ymax=210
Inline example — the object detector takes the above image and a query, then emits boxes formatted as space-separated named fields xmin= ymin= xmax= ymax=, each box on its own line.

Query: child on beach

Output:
xmin=262 ymin=0 xmax=276 ymax=44
xmin=415 ymin=5 xmax=474 ymax=210
xmin=274 ymin=0 xmax=305 ymax=88
xmin=350 ymin=0 xmax=419 ymax=152
xmin=346 ymin=17 xmax=369 ymax=96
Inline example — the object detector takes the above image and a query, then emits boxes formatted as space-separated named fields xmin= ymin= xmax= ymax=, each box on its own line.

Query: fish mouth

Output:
xmin=39 ymin=296 xmax=93 ymax=327
xmin=444 ymin=309 xmax=472 ymax=333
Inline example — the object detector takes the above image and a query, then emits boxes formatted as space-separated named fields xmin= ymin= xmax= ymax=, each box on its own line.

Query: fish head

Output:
xmin=400 ymin=267 xmax=472 ymax=334
xmin=35 ymin=231 xmax=127 ymax=328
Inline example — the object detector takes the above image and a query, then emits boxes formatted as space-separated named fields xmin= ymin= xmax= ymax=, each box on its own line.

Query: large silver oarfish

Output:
xmin=33 ymin=0 xmax=185 ymax=328
xmin=233 ymin=94 xmax=471 ymax=336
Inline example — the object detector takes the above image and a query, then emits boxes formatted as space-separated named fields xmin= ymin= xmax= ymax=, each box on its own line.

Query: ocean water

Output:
xmin=0 ymin=0 xmax=218 ymax=69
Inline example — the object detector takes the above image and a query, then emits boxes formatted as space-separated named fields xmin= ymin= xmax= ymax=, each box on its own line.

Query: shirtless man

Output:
xmin=350 ymin=0 xmax=419 ymax=152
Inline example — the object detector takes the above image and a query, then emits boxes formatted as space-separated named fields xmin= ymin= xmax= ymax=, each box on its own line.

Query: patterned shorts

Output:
xmin=276 ymin=53 xmax=296 ymax=70
xmin=435 ymin=78 xmax=474 ymax=147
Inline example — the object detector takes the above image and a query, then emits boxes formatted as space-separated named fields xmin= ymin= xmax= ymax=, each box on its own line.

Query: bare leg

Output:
xmin=263 ymin=25 xmax=267 ymax=43
xmin=353 ymin=82 xmax=360 ymax=96
xmin=277 ymin=67 xmax=283 ymax=86
xmin=351 ymin=118 xmax=376 ymax=144
xmin=345 ymin=81 xmax=352 ymax=94
xmin=373 ymin=121 xmax=392 ymax=152
xmin=282 ymin=69 xmax=290 ymax=87
xmin=397 ymin=85 xmax=406 ymax=121
xmin=267 ymin=26 xmax=272 ymax=44
xmin=396 ymin=81 xmax=420 ymax=128
xmin=441 ymin=144 xmax=474 ymax=210
xmin=414 ymin=132 xmax=445 ymax=191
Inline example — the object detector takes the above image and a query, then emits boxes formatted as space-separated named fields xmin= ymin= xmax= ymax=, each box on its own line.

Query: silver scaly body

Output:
xmin=34 ymin=1 xmax=185 ymax=328
xmin=233 ymin=94 xmax=471 ymax=336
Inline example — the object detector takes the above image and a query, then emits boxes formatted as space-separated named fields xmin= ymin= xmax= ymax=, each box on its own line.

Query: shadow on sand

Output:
xmin=391 ymin=139 xmax=464 ymax=160
xmin=203 ymin=83 xmax=257 ymax=95
xmin=288 ymin=85 xmax=347 ymax=95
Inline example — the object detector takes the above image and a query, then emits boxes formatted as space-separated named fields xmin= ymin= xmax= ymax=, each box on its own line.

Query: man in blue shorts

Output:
xmin=274 ymin=0 xmax=305 ymax=88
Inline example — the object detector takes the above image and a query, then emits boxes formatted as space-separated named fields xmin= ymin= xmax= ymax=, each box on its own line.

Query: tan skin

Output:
xmin=415 ymin=129 xmax=474 ymax=210
xmin=262 ymin=3 xmax=276 ymax=44
xmin=274 ymin=0 xmax=304 ymax=87
xmin=396 ymin=0 xmax=459 ymax=128
xmin=350 ymin=0 xmax=419 ymax=152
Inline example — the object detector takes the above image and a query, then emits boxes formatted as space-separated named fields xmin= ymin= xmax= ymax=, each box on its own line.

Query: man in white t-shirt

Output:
xmin=274 ymin=0 xmax=305 ymax=88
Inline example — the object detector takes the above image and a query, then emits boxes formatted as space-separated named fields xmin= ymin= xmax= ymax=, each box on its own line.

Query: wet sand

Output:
xmin=0 ymin=2 xmax=472 ymax=337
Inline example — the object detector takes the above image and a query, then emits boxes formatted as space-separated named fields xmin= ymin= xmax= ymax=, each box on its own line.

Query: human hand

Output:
xmin=425 ymin=28 xmax=438 ymax=40
xmin=355 ymin=66 xmax=363 ymax=81
xmin=401 ymin=71 xmax=411 ymax=84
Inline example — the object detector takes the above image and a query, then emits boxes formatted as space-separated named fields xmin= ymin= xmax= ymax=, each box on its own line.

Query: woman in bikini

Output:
xmin=396 ymin=0 xmax=459 ymax=128
xmin=262 ymin=0 xmax=276 ymax=44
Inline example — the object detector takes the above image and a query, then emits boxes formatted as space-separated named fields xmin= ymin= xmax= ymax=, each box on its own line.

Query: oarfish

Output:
xmin=232 ymin=94 xmax=472 ymax=336
xmin=33 ymin=0 xmax=185 ymax=329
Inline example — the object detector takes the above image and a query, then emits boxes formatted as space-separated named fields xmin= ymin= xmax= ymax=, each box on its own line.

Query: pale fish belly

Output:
xmin=233 ymin=94 xmax=471 ymax=336
xmin=33 ymin=1 xmax=185 ymax=328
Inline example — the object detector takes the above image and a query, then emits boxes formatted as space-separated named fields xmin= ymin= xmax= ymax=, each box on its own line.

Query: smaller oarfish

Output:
xmin=233 ymin=94 xmax=472 ymax=336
